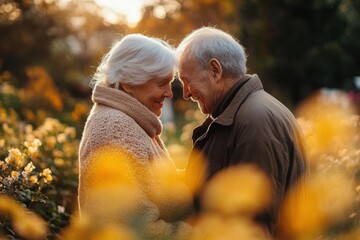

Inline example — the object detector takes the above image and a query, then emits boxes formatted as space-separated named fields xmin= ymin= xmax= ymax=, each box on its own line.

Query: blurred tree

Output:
xmin=0 ymin=0 xmax=128 ymax=97
xmin=238 ymin=0 xmax=360 ymax=107
xmin=134 ymin=0 xmax=360 ymax=108
xmin=132 ymin=0 xmax=240 ymax=44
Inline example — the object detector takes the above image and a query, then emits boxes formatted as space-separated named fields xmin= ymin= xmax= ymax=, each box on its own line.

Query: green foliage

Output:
xmin=238 ymin=0 xmax=360 ymax=105
xmin=0 ymin=103 xmax=78 ymax=239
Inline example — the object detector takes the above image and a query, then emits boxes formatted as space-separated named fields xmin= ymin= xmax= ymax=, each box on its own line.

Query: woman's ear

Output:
xmin=121 ymin=83 xmax=134 ymax=95
xmin=208 ymin=58 xmax=222 ymax=82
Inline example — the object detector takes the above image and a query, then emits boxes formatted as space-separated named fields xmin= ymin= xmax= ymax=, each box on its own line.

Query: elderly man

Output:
xmin=176 ymin=27 xmax=306 ymax=236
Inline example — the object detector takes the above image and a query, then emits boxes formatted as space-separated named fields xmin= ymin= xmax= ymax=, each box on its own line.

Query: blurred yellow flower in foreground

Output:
xmin=79 ymin=146 xmax=142 ymax=223
xmin=191 ymin=213 xmax=269 ymax=240
xmin=182 ymin=149 xmax=207 ymax=195
xmin=0 ymin=195 xmax=48 ymax=240
xmin=296 ymin=92 xmax=356 ymax=161
xmin=278 ymin=170 xmax=354 ymax=239
xmin=59 ymin=212 xmax=136 ymax=240
xmin=167 ymin=143 xmax=191 ymax=169
xmin=150 ymin=157 xmax=194 ymax=220
xmin=90 ymin=225 xmax=136 ymax=240
xmin=202 ymin=164 xmax=272 ymax=216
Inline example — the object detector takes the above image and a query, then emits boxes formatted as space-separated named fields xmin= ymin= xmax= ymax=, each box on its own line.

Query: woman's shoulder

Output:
xmin=83 ymin=105 xmax=152 ymax=158
xmin=85 ymin=105 xmax=149 ymax=141
xmin=92 ymin=105 xmax=143 ymax=128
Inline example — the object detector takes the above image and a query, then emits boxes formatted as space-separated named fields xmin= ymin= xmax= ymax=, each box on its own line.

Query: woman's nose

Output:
xmin=164 ymin=86 xmax=173 ymax=99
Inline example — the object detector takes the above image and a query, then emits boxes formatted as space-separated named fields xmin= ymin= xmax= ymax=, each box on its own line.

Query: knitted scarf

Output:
xmin=92 ymin=84 xmax=162 ymax=138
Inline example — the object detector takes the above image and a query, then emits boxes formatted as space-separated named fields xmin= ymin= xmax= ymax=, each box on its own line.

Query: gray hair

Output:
xmin=91 ymin=34 xmax=178 ymax=87
xmin=176 ymin=27 xmax=247 ymax=77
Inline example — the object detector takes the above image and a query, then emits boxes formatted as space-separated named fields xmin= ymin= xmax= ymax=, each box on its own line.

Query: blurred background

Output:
xmin=1 ymin=0 xmax=359 ymax=129
xmin=0 ymin=0 xmax=360 ymax=239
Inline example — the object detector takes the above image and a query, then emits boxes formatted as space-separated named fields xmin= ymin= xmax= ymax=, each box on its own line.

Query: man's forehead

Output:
xmin=179 ymin=58 xmax=193 ymax=71
xmin=178 ymin=70 xmax=186 ymax=79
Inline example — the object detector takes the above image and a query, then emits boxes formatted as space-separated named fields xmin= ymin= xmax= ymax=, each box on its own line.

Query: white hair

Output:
xmin=176 ymin=27 xmax=247 ymax=78
xmin=91 ymin=34 xmax=178 ymax=87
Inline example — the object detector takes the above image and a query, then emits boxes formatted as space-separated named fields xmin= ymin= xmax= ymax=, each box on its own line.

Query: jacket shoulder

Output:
xmin=233 ymin=90 xmax=298 ymax=141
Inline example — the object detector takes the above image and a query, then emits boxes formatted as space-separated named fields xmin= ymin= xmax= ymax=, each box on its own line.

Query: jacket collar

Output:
xmin=192 ymin=74 xmax=263 ymax=143
xmin=214 ymin=74 xmax=263 ymax=126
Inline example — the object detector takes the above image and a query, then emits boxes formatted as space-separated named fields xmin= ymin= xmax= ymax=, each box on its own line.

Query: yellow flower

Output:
xmin=0 ymin=108 xmax=7 ymax=122
xmin=23 ymin=66 xmax=63 ymax=111
xmin=278 ymin=170 xmax=354 ymax=239
xmin=12 ymin=210 xmax=48 ymax=240
xmin=2 ymin=123 xmax=14 ymax=135
xmin=22 ymin=108 xmax=36 ymax=122
xmin=202 ymin=164 xmax=272 ymax=216
xmin=54 ymin=158 xmax=65 ymax=167
xmin=91 ymin=225 xmax=136 ymax=240
xmin=57 ymin=133 xmax=66 ymax=143
xmin=42 ymin=168 xmax=51 ymax=175
xmin=24 ymin=138 xmax=42 ymax=155
xmin=167 ymin=144 xmax=191 ymax=169
xmin=163 ymin=122 xmax=176 ymax=134
xmin=29 ymin=176 xmax=38 ymax=184
xmin=0 ymin=83 xmax=16 ymax=94
xmin=80 ymin=146 xmax=142 ymax=221
xmin=44 ymin=175 xmax=53 ymax=182
xmin=182 ymin=149 xmax=207 ymax=194
xmin=45 ymin=136 xmax=57 ymax=149
xmin=192 ymin=213 xmax=268 ymax=240
xmin=71 ymin=103 xmax=88 ymax=123
xmin=65 ymin=127 xmax=76 ymax=138
xmin=40 ymin=168 xmax=53 ymax=183
xmin=0 ymin=161 xmax=7 ymax=170
xmin=11 ymin=171 xmax=19 ymax=179
xmin=296 ymin=92 xmax=356 ymax=162
xmin=0 ymin=138 xmax=5 ymax=148
xmin=6 ymin=148 xmax=23 ymax=166
xmin=24 ymin=162 xmax=36 ymax=174
xmin=25 ymin=124 xmax=33 ymax=134
xmin=52 ymin=149 xmax=63 ymax=158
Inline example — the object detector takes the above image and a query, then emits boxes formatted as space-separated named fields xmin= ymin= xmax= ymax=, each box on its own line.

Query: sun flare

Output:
xmin=94 ymin=0 xmax=150 ymax=26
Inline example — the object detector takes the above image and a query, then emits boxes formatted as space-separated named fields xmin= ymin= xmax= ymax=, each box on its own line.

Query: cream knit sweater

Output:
xmin=78 ymin=85 xmax=196 ymax=240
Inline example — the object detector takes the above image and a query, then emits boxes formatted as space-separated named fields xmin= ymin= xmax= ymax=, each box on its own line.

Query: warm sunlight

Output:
xmin=94 ymin=0 xmax=152 ymax=26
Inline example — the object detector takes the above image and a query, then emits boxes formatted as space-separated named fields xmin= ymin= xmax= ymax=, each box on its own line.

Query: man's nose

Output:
xmin=183 ymin=86 xmax=192 ymax=100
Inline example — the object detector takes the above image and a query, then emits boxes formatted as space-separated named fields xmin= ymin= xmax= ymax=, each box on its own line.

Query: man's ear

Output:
xmin=208 ymin=58 xmax=222 ymax=82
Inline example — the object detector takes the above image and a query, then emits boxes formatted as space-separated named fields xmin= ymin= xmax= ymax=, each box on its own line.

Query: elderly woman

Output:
xmin=78 ymin=34 xmax=195 ymax=240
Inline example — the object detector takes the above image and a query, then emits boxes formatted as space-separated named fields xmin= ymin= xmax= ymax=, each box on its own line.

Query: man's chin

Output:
xmin=198 ymin=103 xmax=209 ymax=115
